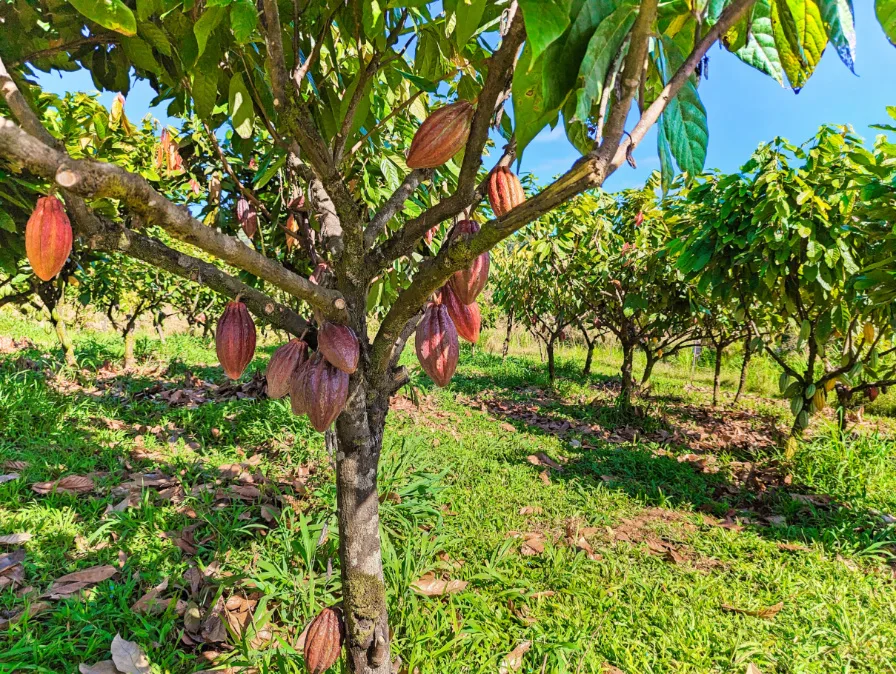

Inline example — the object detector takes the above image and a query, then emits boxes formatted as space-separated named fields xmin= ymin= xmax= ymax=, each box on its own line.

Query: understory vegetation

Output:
xmin=1 ymin=317 xmax=895 ymax=674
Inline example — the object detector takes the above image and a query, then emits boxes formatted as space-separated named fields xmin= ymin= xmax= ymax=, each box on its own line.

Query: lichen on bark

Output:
xmin=344 ymin=572 xmax=386 ymax=644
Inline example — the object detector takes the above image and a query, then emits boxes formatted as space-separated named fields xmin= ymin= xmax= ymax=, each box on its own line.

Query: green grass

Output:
xmin=1 ymin=317 xmax=896 ymax=673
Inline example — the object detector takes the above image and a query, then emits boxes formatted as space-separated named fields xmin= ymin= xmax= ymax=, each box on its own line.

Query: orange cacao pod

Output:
xmin=301 ymin=353 xmax=350 ymax=432
xmin=415 ymin=302 xmax=459 ymax=387
xmin=487 ymin=166 xmax=525 ymax=217
xmin=26 ymin=196 xmax=73 ymax=282
xmin=318 ymin=322 xmax=360 ymax=374
xmin=441 ymin=283 xmax=480 ymax=344
xmin=406 ymin=101 xmax=474 ymax=169
xmin=237 ymin=198 xmax=258 ymax=239
xmin=448 ymin=220 xmax=489 ymax=304
xmin=304 ymin=606 xmax=345 ymax=674
xmin=215 ymin=301 xmax=256 ymax=379
xmin=285 ymin=214 xmax=300 ymax=251
xmin=266 ymin=339 xmax=309 ymax=399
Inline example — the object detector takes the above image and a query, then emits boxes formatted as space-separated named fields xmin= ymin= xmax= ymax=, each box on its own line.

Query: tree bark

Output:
xmin=546 ymin=336 xmax=556 ymax=386
xmin=734 ymin=333 xmax=752 ymax=404
xmin=334 ymin=383 xmax=391 ymax=674
xmin=712 ymin=343 xmax=724 ymax=407
xmin=51 ymin=306 xmax=77 ymax=367
xmin=502 ymin=309 xmax=514 ymax=361
xmin=123 ymin=326 xmax=137 ymax=370
xmin=579 ymin=322 xmax=595 ymax=376
xmin=640 ymin=349 xmax=656 ymax=387
xmin=620 ymin=341 xmax=635 ymax=406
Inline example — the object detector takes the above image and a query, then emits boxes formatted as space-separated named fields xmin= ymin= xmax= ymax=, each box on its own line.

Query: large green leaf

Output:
xmin=734 ymin=0 xmax=785 ymax=85
xmin=819 ymin=0 xmax=856 ymax=72
xmin=67 ymin=0 xmax=137 ymax=36
xmin=138 ymin=21 xmax=172 ymax=57
xmin=878 ymin=0 xmax=896 ymax=45
xmin=574 ymin=1 xmax=637 ymax=122
xmin=122 ymin=36 xmax=161 ymax=73
xmin=230 ymin=0 xmax=257 ymax=44
xmin=228 ymin=72 xmax=255 ymax=139
xmin=512 ymin=44 xmax=561 ymax=160
xmin=192 ymin=54 xmax=219 ymax=120
xmin=771 ymin=0 xmax=826 ymax=91
xmin=194 ymin=6 xmax=227 ymax=59
xmin=657 ymin=114 xmax=676 ymax=194
xmin=454 ymin=0 xmax=487 ymax=48
xmin=518 ymin=0 xmax=572 ymax=62
xmin=563 ymin=97 xmax=591 ymax=155
xmin=661 ymin=79 xmax=708 ymax=176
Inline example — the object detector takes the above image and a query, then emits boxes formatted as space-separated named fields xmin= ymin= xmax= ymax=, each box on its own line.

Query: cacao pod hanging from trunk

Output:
xmin=448 ymin=220 xmax=489 ymax=304
xmin=25 ymin=195 xmax=73 ymax=282
xmin=303 ymin=606 xmax=345 ymax=674
xmin=406 ymin=101 xmax=474 ymax=169
xmin=266 ymin=339 xmax=309 ymax=399
xmin=415 ymin=302 xmax=459 ymax=387
xmin=236 ymin=198 xmax=258 ymax=239
xmin=300 ymin=353 xmax=350 ymax=431
xmin=215 ymin=300 xmax=256 ymax=379
xmin=441 ymin=283 xmax=480 ymax=344
xmin=487 ymin=166 xmax=525 ymax=217
xmin=318 ymin=322 xmax=360 ymax=374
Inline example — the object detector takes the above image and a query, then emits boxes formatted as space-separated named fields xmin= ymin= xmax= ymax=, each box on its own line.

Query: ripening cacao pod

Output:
xmin=441 ymin=283 xmax=480 ymax=344
xmin=448 ymin=220 xmax=489 ymax=304
xmin=289 ymin=359 xmax=311 ymax=416
xmin=301 ymin=353 xmax=350 ymax=432
xmin=813 ymin=389 xmax=826 ymax=412
xmin=215 ymin=301 xmax=257 ymax=379
xmin=406 ymin=101 xmax=474 ymax=169
xmin=863 ymin=322 xmax=875 ymax=343
xmin=487 ymin=166 xmax=525 ymax=217
xmin=25 ymin=196 xmax=73 ymax=281
xmin=237 ymin=198 xmax=258 ymax=239
xmin=824 ymin=377 xmax=837 ymax=393
xmin=266 ymin=339 xmax=309 ymax=399
xmin=318 ymin=322 xmax=360 ymax=374
xmin=415 ymin=303 xmax=459 ymax=387
xmin=303 ymin=606 xmax=345 ymax=674
xmin=869 ymin=386 xmax=880 ymax=402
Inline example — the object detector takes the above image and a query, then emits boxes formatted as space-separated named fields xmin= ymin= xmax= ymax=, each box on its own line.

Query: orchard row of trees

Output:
xmin=494 ymin=118 xmax=896 ymax=435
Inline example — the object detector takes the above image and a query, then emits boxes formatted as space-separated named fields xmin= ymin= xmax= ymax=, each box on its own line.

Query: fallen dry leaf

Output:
xmin=0 ymin=600 xmax=50 ymax=627
xmin=32 ymin=475 xmax=95 ymax=495
xmin=721 ymin=602 xmax=783 ymax=620
xmin=746 ymin=665 xmax=762 ymax=674
xmin=518 ymin=506 xmax=542 ymax=515
xmin=411 ymin=573 xmax=468 ymax=597
xmin=0 ymin=473 xmax=20 ymax=485
xmin=111 ymin=633 xmax=151 ymax=674
xmin=498 ymin=640 xmax=531 ymax=674
xmin=131 ymin=578 xmax=170 ymax=615
xmin=79 ymin=661 xmax=120 ymax=674
xmin=3 ymin=461 xmax=28 ymax=471
xmin=538 ymin=470 xmax=551 ymax=486
xmin=526 ymin=453 xmax=563 ymax=471
xmin=45 ymin=564 xmax=117 ymax=598
xmin=0 ymin=533 xmax=32 ymax=545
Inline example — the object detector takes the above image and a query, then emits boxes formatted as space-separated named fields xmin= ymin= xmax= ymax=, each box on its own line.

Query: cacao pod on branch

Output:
xmin=415 ymin=302 xmax=459 ymax=387
xmin=318 ymin=322 xmax=360 ymax=374
xmin=487 ymin=166 xmax=525 ymax=217
xmin=441 ymin=283 xmax=480 ymax=344
xmin=236 ymin=198 xmax=258 ymax=239
xmin=448 ymin=220 xmax=489 ymax=304
xmin=406 ymin=101 xmax=474 ymax=169
xmin=266 ymin=338 xmax=309 ymax=399
xmin=301 ymin=353 xmax=350 ymax=432
xmin=25 ymin=195 xmax=72 ymax=282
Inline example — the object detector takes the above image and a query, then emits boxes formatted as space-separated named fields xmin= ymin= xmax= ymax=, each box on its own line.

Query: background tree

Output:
xmin=0 ymin=0 xmax=882 ymax=670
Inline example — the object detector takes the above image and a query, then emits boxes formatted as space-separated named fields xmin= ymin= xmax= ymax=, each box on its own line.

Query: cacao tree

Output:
xmin=0 ymin=0 xmax=885 ymax=670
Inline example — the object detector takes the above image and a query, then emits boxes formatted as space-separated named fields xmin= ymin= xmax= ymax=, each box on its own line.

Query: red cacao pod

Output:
xmin=237 ymin=198 xmax=258 ymax=239
xmin=415 ymin=303 xmax=459 ymax=387
xmin=441 ymin=283 xmax=480 ymax=344
xmin=289 ymin=359 xmax=311 ymax=416
xmin=266 ymin=339 xmax=309 ymax=399
xmin=406 ymin=101 xmax=474 ymax=169
xmin=215 ymin=301 xmax=257 ymax=379
xmin=25 ymin=196 xmax=73 ymax=281
xmin=318 ymin=322 xmax=360 ymax=374
xmin=303 ymin=606 xmax=345 ymax=674
xmin=869 ymin=386 xmax=880 ymax=402
xmin=301 ymin=353 xmax=350 ymax=432
xmin=487 ymin=166 xmax=525 ymax=217
xmin=448 ymin=221 xmax=489 ymax=304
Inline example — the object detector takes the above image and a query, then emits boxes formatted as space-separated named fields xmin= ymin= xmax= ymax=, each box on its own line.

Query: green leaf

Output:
xmin=379 ymin=156 xmax=400 ymax=189
xmin=194 ymin=6 xmax=227 ymax=59
xmin=771 ymin=0 xmax=826 ymax=91
xmin=67 ymin=0 xmax=137 ymax=36
xmin=0 ymin=211 xmax=16 ymax=234
xmin=393 ymin=68 xmax=439 ymax=93
xmin=733 ymin=0 xmax=785 ymax=85
xmin=661 ymin=80 xmax=708 ymax=176
xmin=878 ymin=0 xmax=896 ymax=44
xmin=192 ymin=64 xmax=218 ymax=119
xmin=819 ymin=0 xmax=856 ymax=72
xmin=657 ymin=116 xmax=676 ymax=194
xmin=518 ymin=0 xmax=571 ymax=62
xmin=511 ymin=44 xmax=561 ymax=160
xmin=230 ymin=0 xmax=257 ymax=43
xmin=135 ymin=0 xmax=157 ymax=21
xmin=138 ymin=21 xmax=172 ymax=57
xmin=228 ymin=72 xmax=255 ymax=139
xmin=574 ymin=2 xmax=637 ymax=122
xmin=563 ymin=97 xmax=591 ymax=155
xmin=254 ymin=154 xmax=285 ymax=189
xmin=454 ymin=0 xmax=487 ymax=48
xmin=122 ymin=36 xmax=161 ymax=73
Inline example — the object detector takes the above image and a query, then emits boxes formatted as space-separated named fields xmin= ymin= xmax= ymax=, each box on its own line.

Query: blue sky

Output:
xmin=36 ymin=2 xmax=896 ymax=193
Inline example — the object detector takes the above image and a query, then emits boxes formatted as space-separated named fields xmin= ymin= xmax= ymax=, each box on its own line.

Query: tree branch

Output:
xmin=10 ymin=33 xmax=118 ymax=68
xmin=364 ymin=168 xmax=432 ymax=249
xmin=0 ymin=116 xmax=349 ymax=321
xmin=293 ymin=1 xmax=339 ymax=89
xmin=200 ymin=120 xmax=271 ymax=220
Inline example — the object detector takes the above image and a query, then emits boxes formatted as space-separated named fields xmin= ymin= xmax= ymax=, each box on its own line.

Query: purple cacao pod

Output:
xmin=301 ymin=353 xmax=350 ymax=432
xmin=266 ymin=338 xmax=309 ymax=399
xmin=216 ymin=301 xmax=256 ymax=379
xmin=318 ymin=322 xmax=360 ymax=374
xmin=415 ymin=302 xmax=459 ymax=387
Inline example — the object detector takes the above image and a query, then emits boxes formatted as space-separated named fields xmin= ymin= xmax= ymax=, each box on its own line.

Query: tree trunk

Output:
xmin=712 ymin=343 xmax=724 ymax=407
xmin=734 ymin=333 xmax=752 ymax=404
xmin=583 ymin=340 xmax=594 ymax=377
xmin=546 ymin=337 xmax=556 ymax=386
xmin=502 ymin=309 xmax=514 ymax=360
xmin=123 ymin=326 xmax=137 ymax=370
xmin=49 ymin=305 xmax=77 ymax=367
xmin=640 ymin=350 xmax=656 ymax=387
xmin=334 ymin=383 xmax=391 ymax=674
xmin=620 ymin=341 xmax=635 ymax=406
